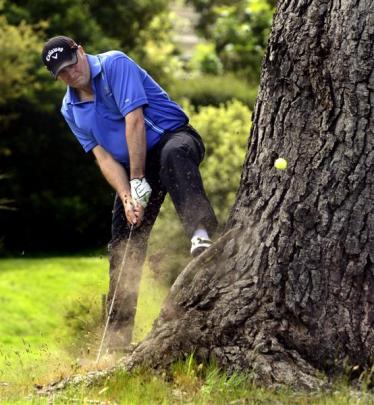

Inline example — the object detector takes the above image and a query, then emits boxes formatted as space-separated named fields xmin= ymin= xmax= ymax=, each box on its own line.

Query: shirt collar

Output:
xmin=87 ymin=54 xmax=102 ymax=79
xmin=66 ymin=54 xmax=102 ymax=104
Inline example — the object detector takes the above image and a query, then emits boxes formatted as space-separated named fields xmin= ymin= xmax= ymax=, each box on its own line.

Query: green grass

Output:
xmin=9 ymin=357 xmax=374 ymax=405
xmin=0 ymin=257 xmax=168 ymax=399
xmin=0 ymin=257 xmax=105 ymax=345
xmin=0 ymin=257 xmax=373 ymax=404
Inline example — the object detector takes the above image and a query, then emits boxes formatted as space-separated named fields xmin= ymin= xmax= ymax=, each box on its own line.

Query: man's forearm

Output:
xmin=93 ymin=146 xmax=131 ymax=203
xmin=125 ymin=111 xmax=147 ymax=179
xmin=124 ymin=108 xmax=152 ymax=208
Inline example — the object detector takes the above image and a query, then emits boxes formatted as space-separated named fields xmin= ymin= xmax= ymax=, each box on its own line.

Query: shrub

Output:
xmin=188 ymin=42 xmax=223 ymax=75
xmin=167 ymin=73 xmax=258 ymax=109
xmin=188 ymin=100 xmax=251 ymax=222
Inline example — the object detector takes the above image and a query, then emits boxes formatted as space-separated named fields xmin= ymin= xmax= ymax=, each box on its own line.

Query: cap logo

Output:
xmin=46 ymin=47 xmax=64 ymax=62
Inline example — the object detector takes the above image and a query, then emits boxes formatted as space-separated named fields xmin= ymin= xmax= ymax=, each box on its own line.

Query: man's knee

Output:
xmin=108 ymin=292 xmax=138 ymax=323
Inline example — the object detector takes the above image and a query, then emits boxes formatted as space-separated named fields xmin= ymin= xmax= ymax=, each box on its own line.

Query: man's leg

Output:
xmin=158 ymin=126 xmax=218 ymax=242
xmin=107 ymin=164 xmax=165 ymax=349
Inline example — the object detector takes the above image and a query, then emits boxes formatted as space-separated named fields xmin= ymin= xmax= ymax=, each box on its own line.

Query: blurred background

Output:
xmin=0 ymin=0 xmax=275 ymax=283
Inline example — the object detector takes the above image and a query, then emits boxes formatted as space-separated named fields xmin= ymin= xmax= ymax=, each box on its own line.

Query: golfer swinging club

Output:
xmin=42 ymin=36 xmax=218 ymax=349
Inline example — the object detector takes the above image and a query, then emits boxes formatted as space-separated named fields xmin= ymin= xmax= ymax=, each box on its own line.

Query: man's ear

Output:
xmin=77 ymin=45 xmax=85 ymax=55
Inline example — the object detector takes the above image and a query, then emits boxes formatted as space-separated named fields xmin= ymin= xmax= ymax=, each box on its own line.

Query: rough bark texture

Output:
xmin=122 ymin=0 xmax=374 ymax=388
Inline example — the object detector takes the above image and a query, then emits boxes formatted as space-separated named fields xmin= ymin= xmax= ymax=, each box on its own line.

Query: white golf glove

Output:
xmin=130 ymin=177 xmax=152 ymax=208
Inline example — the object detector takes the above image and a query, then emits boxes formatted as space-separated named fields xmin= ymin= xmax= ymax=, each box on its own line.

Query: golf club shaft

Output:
xmin=96 ymin=223 xmax=134 ymax=364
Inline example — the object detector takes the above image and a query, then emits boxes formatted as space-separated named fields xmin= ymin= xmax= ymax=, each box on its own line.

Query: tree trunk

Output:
xmin=123 ymin=0 xmax=374 ymax=388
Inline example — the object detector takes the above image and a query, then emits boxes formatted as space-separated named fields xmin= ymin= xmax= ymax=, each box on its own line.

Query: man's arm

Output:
xmin=125 ymin=107 xmax=146 ymax=179
xmin=125 ymin=107 xmax=152 ymax=208
xmin=92 ymin=145 xmax=142 ymax=225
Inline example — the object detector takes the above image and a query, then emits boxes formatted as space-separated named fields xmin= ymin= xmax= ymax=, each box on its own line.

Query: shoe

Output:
xmin=190 ymin=236 xmax=212 ymax=257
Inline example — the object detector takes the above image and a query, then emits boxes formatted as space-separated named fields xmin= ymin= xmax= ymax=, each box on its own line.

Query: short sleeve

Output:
xmin=61 ymin=106 xmax=97 ymax=153
xmin=107 ymin=56 xmax=148 ymax=117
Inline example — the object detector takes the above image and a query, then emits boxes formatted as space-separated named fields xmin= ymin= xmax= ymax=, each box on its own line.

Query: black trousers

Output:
xmin=106 ymin=125 xmax=217 ymax=346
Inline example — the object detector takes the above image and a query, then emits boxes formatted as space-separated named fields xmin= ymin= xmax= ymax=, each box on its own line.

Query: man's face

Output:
xmin=57 ymin=46 xmax=91 ymax=89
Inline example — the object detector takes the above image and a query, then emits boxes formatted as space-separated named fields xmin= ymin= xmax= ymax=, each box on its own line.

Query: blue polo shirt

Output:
xmin=61 ymin=51 xmax=188 ymax=165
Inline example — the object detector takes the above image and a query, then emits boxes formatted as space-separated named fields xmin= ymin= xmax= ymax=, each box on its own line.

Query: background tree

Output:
xmin=2 ymin=0 xmax=119 ymax=51
xmin=123 ymin=0 xmax=374 ymax=388
xmin=211 ymin=0 xmax=274 ymax=81
xmin=186 ymin=0 xmax=274 ymax=81
xmin=86 ymin=0 xmax=169 ymax=52
xmin=2 ymin=0 xmax=179 ymax=85
xmin=0 ymin=2 xmax=43 ymax=250
xmin=0 ymin=9 xmax=43 ymax=108
xmin=186 ymin=0 xmax=244 ymax=37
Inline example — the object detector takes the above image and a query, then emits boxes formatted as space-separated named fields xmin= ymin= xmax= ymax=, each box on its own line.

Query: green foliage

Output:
xmin=149 ymin=100 xmax=251 ymax=284
xmin=2 ymin=0 xmax=180 ymax=84
xmin=187 ymin=0 xmax=275 ymax=81
xmin=188 ymin=42 xmax=223 ymax=75
xmin=168 ymin=73 xmax=258 ymax=108
xmin=213 ymin=0 xmax=274 ymax=81
xmin=186 ymin=0 xmax=241 ymax=38
xmin=2 ymin=0 xmax=119 ymax=52
xmin=86 ymin=0 xmax=169 ymax=52
xmin=0 ymin=10 xmax=43 ymax=106
xmin=129 ymin=11 xmax=184 ymax=87
xmin=189 ymin=99 xmax=251 ymax=222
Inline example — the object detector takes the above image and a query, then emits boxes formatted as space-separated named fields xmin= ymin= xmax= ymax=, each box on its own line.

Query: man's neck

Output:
xmin=76 ymin=85 xmax=94 ymax=102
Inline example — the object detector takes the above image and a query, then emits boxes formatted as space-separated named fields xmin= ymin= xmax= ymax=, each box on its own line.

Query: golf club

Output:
xmin=96 ymin=223 xmax=135 ymax=364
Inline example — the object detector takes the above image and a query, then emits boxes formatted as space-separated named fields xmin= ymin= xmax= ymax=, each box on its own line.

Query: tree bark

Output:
xmin=122 ymin=0 xmax=374 ymax=388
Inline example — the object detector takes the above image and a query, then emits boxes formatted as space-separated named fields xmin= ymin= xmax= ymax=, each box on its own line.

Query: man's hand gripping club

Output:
xmin=125 ymin=177 xmax=151 ymax=227
xmin=92 ymin=144 xmax=148 ymax=227
xmin=121 ymin=193 xmax=145 ymax=227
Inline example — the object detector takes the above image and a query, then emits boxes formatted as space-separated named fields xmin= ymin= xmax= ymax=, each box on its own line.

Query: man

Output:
xmin=41 ymin=36 xmax=218 ymax=348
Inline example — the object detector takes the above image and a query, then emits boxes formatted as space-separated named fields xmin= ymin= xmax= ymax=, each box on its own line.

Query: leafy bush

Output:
xmin=188 ymin=42 xmax=223 ymax=75
xmin=212 ymin=0 xmax=274 ymax=81
xmin=149 ymin=100 xmax=251 ymax=285
xmin=186 ymin=0 xmax=275 ymax=82
xmin=0 ymin=9 xmax=44 ymax=107
xmin=168 ymin=73 xmax=258 ymax=109
xmin=188 ymin=100 xmax=251 ymax=222
xmin=129 ymin=12 xmax=184 ymax=88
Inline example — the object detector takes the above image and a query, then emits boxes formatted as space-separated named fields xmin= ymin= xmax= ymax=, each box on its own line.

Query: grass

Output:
xmin=0 ymin=257 xmax=373 ymax=404
xmin=0 ymin=256 xmax=168 ymax=402
xmin=11 ymin=357 xmax=374 ymax=405
xmin=0 ymin=257 xmax=104 ymax=386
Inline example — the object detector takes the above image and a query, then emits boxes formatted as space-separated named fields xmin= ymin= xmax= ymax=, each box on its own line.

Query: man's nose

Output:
xmin=62 ymin=64 xmax=75 ymax=77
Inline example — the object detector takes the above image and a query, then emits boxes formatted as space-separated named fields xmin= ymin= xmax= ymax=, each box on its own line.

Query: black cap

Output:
xmin=41 ymin=36 xmax=78 ymax=78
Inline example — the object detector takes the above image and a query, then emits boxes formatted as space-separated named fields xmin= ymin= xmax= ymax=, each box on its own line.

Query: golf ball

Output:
xmin=274 ymin=157 xmax=288 ymax=170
